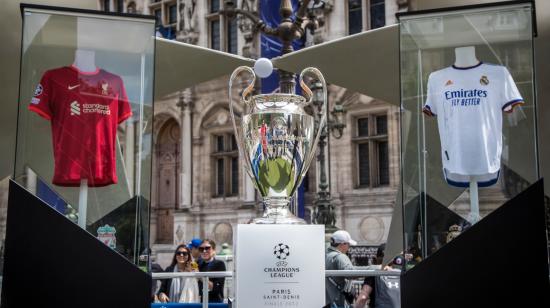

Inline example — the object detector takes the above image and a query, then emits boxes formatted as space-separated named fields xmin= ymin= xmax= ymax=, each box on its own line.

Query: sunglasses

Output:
xmin=176 ymin=251 xmax=189 ymax=256
xmin=199 ymin=246 xmax=212 ymax=252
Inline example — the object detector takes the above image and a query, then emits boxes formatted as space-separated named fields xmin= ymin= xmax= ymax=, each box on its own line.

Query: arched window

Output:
xmin=127 ymin=1 xmax=137 ymax=14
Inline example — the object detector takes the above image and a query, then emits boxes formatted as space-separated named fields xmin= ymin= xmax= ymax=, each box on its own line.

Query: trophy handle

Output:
xmin=229 ymin=66 xmax=257 ymax=184
xmin=298 ymin=67 xmax=328 ymax=182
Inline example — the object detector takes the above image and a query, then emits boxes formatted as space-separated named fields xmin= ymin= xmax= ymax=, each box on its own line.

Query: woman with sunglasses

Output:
xmin=158 ymin=245 xmax=199 ymax=303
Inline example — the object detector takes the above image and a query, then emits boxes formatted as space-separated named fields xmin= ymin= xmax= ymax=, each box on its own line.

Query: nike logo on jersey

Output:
xmin=70 ymin=101 xmax=81 ymax=116
xmin=445 ymin=80 xmax=453 ymax=86
xmin=68 ymin=84 xmax=80 ymax=90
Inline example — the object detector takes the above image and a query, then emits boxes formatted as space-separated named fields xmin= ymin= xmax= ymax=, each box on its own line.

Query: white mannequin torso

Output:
xmin=454 ymin=46 xmax=479 ymax=67
xmin=73 ymin=49 xmax=97 ymax=72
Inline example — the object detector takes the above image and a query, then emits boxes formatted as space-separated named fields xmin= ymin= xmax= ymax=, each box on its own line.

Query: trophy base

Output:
xmin=252 ymin=215 xmax=306 ymax=225
xmin=253 ymin=197 xmax=306 ymax=224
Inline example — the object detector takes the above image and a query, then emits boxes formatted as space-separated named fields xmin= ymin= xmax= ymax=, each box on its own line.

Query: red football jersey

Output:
xmin=29 ymin=65 xmax=132 ymax=187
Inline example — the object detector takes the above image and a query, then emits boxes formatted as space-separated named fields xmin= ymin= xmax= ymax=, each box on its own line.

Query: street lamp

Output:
xmin=310 ymin=81 xmax=346 ymax=232
xmin=222 ymin=0 xmax=320 ymax=93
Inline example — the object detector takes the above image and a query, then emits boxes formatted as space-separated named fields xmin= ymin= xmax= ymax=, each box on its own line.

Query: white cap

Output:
xmin=331 ymin=230 xmax=357 ymax=246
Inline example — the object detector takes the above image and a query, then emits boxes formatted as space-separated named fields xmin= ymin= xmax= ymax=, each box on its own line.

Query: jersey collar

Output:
xmin=452 ymin=61 xmax=483 ymax=70
xmin=70 ymin=64 xmax=100 ymax=75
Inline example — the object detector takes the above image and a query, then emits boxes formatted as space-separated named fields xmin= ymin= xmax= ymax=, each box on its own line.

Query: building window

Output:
xmin=212 ymin=133 xmax=239 ymax=197
xmin=211 ymin=19 xmax=221 ymax=50
xmin=103 ymin=0 xmax=110 ymax=12
xmin=348 ymin=0 xmax=386 ymax=35
xmin=227 ymin=18 xmax=238 ymax=54
xmin=369 ymin=0 xmax=385 ymax=29
xmin=207 ymin=0 xmax=238 ymax=53
xmin=154 ymin=9 xmax=162 ymax=25
xmin=348 ymin=0 xmax=363 ymax=35
xmin=116 ymin=0 xmax=124 ymax=13
xmin=168 ymin=4 xmax=177 ymax=24
xmin=210 ymin=0 xmax=220 ymax=13
xmin=353 ymin=114 xmax=389 ymax=188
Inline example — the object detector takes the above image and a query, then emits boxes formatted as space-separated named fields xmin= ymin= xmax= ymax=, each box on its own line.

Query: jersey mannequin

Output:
xmin=454 ymin=46 xmax=479 ymax=68
xmin=72 ymin=48 xmax=96 ymax=228
xmin=73 ymin=49 xmax=97 ymax=73
xmin=454 ymin=46 xmax=481 ymax=224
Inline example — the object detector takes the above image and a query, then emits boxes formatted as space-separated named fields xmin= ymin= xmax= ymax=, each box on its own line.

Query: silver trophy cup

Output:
xmin=229 ymin=66 xmax=327 ymax=224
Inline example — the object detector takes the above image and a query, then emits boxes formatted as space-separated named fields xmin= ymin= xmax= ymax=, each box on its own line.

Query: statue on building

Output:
xmin=177 ymin=0 xmax=198 ymax=44
xmin=237 ymin=0 xmax=259 ymax=58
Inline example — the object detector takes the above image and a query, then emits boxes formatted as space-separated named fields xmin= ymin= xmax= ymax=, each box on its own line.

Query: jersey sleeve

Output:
xmin=117 ymin=77 xmax=132 ymax=124
xmin=28 ymin=71 xmax=53 ymax=120
xmin=422 ymin=73 xmax=437 ymax=117
xmin=501 ymin=67 xmax=524 ymax=113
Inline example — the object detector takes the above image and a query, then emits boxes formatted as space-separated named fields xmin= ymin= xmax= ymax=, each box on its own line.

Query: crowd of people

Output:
xmin=151 ymin=238 xmax=227 ymax=304
xmin=150 ymin=230 xmax=408 ymax=307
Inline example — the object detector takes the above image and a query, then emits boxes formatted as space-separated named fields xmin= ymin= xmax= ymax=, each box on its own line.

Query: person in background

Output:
xmin=188 ymin=238 xmax=202 ymax=262
xmin=325 ymin=230 xmax=357 ymax=308
xmin=150 ymin=255 xmax=164 ymax=302
xmin=198 ymin=239 xmax=226 ymax=303
xmin=356 ymin=244 xmax=401 ymax=308
xmin=158 ymin=245 xmax=199 ymax=303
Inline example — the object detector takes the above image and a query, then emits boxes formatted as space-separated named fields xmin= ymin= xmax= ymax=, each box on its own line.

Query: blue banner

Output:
xmin=37 ymin=179 xmax=67 ymax=214
xmin=259 ymin=0 xmax=306 ymax=219
xmin=260 ymin=0 xmax=304 ymax=93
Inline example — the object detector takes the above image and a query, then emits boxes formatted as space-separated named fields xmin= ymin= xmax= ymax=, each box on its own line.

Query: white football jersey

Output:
xmin=423 ymin=62 xmax=523 ymax=187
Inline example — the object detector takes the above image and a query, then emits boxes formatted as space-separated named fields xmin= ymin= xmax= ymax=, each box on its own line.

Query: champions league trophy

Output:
xmin=229 ymin=62 xmax=327 ymax=224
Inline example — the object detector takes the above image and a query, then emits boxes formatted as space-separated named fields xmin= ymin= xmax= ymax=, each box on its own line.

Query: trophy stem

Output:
xmin=253 ymin=197 xmax=306 ymax=224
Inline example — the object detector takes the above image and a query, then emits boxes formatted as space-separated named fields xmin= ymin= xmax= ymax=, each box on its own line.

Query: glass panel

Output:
xmin=217 ymin=135 xmax=224 ymax=152
xmin=210 ymin=0 xmax=220 ymax=13
xmin=358 ymin=143 xmax=370 ymax=186
xmin=376 ymin=115 xmax=387 ymax=135
xmin=103 ymin=0 xmax=110 ymax=12
xmin=227 ymin=18 xmax=238 ymax=54
xmin=168 ymin=5 xmax=177 ymax=24
xmin=348 ymin=0 xmax=363 ymax=35
xmin=378 ymin=141 xmax=389 ymax=185
xmin=154 ymin=9 xmax=162 ymax=25
xmin=217 ymin=158 xmax=225 ymax=196
xmin=357 ymin=118 xmax=369 ymax=137
xmin=370 ymin=0 xmax=385 ymax=29
xmin=16 ymin=7 xmax=155 ymax=266
xmin=116 ymin=0 xmax=124 ymax=13
xmin=399 ymin=3 xmax=536 ymax=265
xmin=211 ymin=19 xmax=220 ymax=50
xmin=231 ymin=157 xmax=238 ymax=195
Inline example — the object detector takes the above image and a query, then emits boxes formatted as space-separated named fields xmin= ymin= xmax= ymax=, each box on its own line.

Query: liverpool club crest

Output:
xmin=101 ymin=81 xmax=109 ymax=95
xmin=97 ymin=224 xmax=117 ymax=249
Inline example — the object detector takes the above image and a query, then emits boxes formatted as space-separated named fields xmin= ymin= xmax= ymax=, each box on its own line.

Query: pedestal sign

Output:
xmin=234 ymin=224 xmax=325 ymax=308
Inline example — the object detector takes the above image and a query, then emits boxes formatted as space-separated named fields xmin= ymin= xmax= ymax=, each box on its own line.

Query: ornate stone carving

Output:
xmin=237 ymin=0 xmax=259 ymax=58
xmin=177 ymin=0 xmax=199 ymax=44
xmin=359 ymin=216 xmax=385 ymax=244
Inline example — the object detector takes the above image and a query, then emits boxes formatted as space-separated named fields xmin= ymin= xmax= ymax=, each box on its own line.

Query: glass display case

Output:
xmin=15 ymin=4 xmax=155 ymax=266
xmin=398 ymin=1 xmax=537 ymax=263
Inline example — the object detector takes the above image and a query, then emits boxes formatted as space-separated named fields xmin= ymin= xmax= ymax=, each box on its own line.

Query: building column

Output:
xmin=179 ymin=89 xmax=193 ymax=209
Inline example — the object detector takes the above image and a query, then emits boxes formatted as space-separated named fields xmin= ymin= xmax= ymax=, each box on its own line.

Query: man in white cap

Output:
xmin=325 ymin=230 xmax=357 ymax=308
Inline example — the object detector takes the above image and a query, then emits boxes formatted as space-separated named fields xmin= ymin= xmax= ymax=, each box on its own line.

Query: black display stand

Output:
xmin=401 ymin=180 xmax=550 ymax=308
xmin=1 ymin=180 xmax=151 ymax=308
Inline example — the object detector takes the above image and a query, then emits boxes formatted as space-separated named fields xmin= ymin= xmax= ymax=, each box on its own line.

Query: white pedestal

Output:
xmin=234 ymin=224 xmax=325 ymax=308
